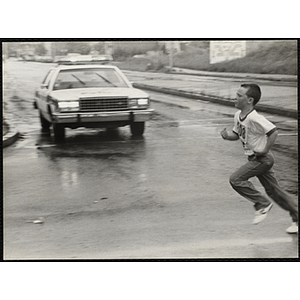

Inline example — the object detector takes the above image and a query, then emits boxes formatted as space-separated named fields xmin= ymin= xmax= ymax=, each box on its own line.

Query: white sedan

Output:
xmin=34 ymin=58 xmax=154 ymax=141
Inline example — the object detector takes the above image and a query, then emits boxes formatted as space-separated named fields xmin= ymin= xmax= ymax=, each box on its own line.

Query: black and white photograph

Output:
xmin=3 ymin=39 xmax=298 ymax=261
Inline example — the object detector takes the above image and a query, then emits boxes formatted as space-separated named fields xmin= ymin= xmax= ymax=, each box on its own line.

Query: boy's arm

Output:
xmin=254 ymin=129 xmax=278 ymax=156
xmin=220 ymin=128 xmax=239 ymax=141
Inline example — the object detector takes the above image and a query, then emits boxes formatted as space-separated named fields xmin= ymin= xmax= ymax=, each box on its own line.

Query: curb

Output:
xmin=133 ymin=83 xmax=298 ymax=119
xmin=169 ymin=68 xmax=298 ymax=84
xmin=3 ymin=124 xmax=19 ymax=148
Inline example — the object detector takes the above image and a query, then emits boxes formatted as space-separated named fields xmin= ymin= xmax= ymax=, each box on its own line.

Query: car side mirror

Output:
xmin=41 ymin=83 xmax=48 ymax=89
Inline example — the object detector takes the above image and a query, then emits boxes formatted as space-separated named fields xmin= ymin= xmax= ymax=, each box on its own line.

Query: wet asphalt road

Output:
xmin=3 ymin=61 xmax=298 ymax=259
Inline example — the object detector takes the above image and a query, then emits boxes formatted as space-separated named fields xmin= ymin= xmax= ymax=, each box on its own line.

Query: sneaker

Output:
xmin=286 ymin=222 xmax=298 ymax=234
xmin=252 ymin=203 xmax=273 ymax=225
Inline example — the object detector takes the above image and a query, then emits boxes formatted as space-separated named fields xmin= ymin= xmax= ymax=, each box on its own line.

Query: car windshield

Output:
xmin=53 ymin=68 xmax=129 ymax=90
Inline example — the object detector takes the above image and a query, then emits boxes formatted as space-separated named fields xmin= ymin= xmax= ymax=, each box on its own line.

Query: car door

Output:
xmin=36 ymin=68 xmax=56 ymax=120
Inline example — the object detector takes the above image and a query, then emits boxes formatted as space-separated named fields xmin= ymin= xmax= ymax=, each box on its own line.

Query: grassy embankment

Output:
xmin=114 ymin=41 xmax=297 ymax=75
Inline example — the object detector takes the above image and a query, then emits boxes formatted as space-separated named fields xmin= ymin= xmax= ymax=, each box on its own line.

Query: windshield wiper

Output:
xmin=95 ymin=72 xmax=117 ymax=87
xmin=71 ymin=74 xmax=86 ymax=86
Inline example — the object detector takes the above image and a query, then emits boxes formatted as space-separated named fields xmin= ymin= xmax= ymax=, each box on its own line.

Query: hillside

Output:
xmin=115 ymin=40 xmax=298 ymax=75
xmin=207 ymin=41 xmax=297 ymax=74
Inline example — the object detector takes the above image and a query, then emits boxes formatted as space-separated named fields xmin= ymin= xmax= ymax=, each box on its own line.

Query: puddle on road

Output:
xmin=33 ymin=127 xmax=147 ymax=159
xmin=38 ymin=140 xmax=146 ymax=162
xmin=45 ymin=149 xmax=135 ymax=159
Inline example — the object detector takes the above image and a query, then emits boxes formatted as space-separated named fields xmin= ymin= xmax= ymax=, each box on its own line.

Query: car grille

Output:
xmin=79 ymin=97 xmax=128 ymax=111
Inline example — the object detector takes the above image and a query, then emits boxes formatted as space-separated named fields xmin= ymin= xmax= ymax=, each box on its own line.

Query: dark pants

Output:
xmin=229 ymin=152 xmax=298 ymax=222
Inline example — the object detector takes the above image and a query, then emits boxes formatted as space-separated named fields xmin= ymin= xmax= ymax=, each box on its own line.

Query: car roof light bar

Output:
xmin=57 ymin=55 xmax=113 ymax=65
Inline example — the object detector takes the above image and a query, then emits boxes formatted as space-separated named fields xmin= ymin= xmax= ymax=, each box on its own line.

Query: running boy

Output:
xmin=220 ymin=83 xmax=298 ymax=234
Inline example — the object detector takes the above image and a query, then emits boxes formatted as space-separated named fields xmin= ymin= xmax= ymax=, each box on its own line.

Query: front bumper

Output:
xmin=52 ymin=109 xmax=154 ymax=124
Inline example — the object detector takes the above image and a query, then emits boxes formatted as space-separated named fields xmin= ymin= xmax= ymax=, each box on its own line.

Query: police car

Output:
xmin=33 ymin=55 xmax=154 ymax=141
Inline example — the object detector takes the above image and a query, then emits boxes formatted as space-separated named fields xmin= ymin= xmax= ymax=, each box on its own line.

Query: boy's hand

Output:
xmin=220 ymin=128 xmax=228 ymax=140
xmin=254 ymin=130 xmax=278 ymax=157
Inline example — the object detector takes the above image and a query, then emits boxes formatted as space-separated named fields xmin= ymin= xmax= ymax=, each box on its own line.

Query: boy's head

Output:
xmin=240 ymin=83 xmax=261 ymax=106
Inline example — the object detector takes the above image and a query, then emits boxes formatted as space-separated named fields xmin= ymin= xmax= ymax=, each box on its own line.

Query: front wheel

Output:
xmin=130 ymin=122 xmax=145 ymax=136
xmin=53 ymin=123 xmax=65 ymax=141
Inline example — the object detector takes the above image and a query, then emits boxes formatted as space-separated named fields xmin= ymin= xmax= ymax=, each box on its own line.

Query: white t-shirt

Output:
xmin=233 ymin=110 xmax=277 ymax=156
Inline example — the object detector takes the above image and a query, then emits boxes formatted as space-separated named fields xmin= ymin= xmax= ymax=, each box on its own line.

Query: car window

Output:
xmin=53 ymin=68 xmax=129 ymax=90
xmin=42 ymin=69 xmax=56 ymax=87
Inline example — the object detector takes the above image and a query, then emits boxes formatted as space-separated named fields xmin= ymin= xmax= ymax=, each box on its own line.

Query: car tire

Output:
xmin=130 ymin=122 xmax=145 ymax=136
xmin=39 ymin=111 xmax=51 ymax=130
xmin=53 ymin=123 xmax=65 ymax=141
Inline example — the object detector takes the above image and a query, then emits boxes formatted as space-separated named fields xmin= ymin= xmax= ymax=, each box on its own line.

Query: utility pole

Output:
xmin=51 ymin=42 xmax=56 ymax=61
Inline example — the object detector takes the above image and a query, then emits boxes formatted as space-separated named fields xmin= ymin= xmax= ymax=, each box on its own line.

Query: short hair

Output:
xmin=241 ymin=83 xmax=261 ymax=105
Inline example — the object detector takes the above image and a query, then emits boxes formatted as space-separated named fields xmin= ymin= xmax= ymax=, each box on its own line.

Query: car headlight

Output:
xmin=137 ymin=99 xmax=149 ymax=106
xmin=129 ymin=98 xmax=149 ymax=108
xmin=58 ymin=101 xmax=79 ymax=112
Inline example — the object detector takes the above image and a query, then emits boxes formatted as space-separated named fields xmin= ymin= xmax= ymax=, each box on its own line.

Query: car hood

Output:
xmin=50 ymin=87 xmax=149 ymax=100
